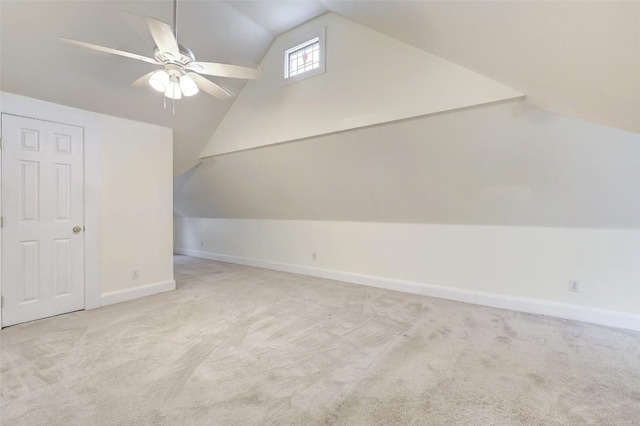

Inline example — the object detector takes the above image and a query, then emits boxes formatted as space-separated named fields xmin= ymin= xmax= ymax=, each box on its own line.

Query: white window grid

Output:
xmin=286 ymin=38 xmax=320 ymax=78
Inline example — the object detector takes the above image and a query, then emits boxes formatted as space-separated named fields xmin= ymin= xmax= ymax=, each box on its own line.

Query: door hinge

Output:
xmin=0 ymin=216 xmax=3 ymax=228
xmin=1 ymin=296 xmax=3 ymax=309
xmin=0 ymin=137 xmax=3 ymax=149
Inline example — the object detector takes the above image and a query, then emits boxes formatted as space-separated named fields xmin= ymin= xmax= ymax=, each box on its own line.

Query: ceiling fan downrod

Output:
xmin=173 ymin=0 xmax=178 ymax=41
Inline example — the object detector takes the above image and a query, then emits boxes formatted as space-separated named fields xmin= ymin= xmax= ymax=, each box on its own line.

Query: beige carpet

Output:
xmin=1 ymin=255 xmax=639 ymax=425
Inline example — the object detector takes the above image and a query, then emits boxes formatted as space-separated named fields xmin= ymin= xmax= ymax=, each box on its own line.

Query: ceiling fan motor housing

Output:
xmin=153 ymin=43 xmax=195 ymax=66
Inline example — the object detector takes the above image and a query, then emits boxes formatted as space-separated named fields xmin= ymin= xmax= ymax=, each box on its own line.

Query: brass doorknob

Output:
xmin=73 ymin=226 xmax=82 ymax=234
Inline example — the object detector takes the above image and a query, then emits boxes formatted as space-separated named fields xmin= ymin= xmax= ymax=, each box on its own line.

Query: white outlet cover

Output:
xmin=569 ymin=280 xmax=580 ymax=292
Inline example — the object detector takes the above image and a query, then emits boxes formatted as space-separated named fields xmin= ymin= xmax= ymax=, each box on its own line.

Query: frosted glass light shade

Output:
xmin=165 ymin=80 xmax=182 ymax=99
xmin=149 ymin=70 xmax=169 ymax=92
xmin=180 ymin=75 xmax=199 ymax=96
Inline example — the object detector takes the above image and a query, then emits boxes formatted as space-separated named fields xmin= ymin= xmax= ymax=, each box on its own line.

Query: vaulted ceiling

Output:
xmin=2 ymin=1 xmax=638 ymax=176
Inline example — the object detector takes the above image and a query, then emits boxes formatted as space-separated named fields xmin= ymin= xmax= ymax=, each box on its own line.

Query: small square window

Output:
xmin=282 ymin=27 xmax=325 ymax=85
xmin=286 ymin=38 xmax=320 ymax=78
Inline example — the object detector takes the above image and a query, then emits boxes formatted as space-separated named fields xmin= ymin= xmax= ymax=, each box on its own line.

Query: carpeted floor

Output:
xmin=1 ymin=255 xmax=639 ymax=425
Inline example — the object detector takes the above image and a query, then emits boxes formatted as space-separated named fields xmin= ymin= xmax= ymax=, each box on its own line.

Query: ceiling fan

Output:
xmin=60 ymin=0 xmax=260 ymax=101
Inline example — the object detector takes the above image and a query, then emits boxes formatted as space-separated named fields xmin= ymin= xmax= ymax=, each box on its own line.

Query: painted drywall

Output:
xmin=100 ymin=115 xmax=174 ymax=293
xmin=177 ymin=100 xmax=640 ymax=228
xmin=174 ymin=218 xmax=640 ymax=320
xmin=0 ymin=92 xmax=103 ymax=323
xmin=0 ymin=92 xmax=174 ymax=315
xmin=0 ymin=0 xmax=274 ymax=179
xmin=200 ymin=12 xmax=523 ymax=158
xmin=327 ymin=1 xmax=640 ymax=135
xmin=175 ymin=99 xmax=640 ymax=326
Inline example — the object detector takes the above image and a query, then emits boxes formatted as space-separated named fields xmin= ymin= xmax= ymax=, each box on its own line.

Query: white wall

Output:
xmin=200 ymin=12 xmax=522 ymax=157
xmin=175 ymin=100 xmax=640 ymax=331
xmin=100 ymin=115 xmax=174 ymax=296
xmin=0 ymin=92 xmax=174 ymax=317
xmin=175 ymin=13 xmax=640 ymax=331
xmin=175 ymin=219 xmax=640 ymax=330
xmin=176 ymin=100 xmax=640 ymax=228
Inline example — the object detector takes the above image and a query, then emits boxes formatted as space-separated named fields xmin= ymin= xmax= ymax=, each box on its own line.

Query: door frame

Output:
xmin=0 ymin=92 xmax=102 ymax=328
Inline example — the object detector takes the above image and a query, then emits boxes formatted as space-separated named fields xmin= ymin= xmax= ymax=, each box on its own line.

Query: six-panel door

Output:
xmin=1 ymin=114 xmax=85 ymax=326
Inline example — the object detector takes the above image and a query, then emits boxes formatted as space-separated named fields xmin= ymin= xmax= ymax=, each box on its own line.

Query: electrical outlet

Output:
xmin=312 ymin=252 xmax=317 ymax=261
xmin=132 ymin=270 xmax=139 ymax=280
xmin=569 ymin=280 xmax=580 ymax=293
xmin=200 ymin=240 xmax=204 ymax=247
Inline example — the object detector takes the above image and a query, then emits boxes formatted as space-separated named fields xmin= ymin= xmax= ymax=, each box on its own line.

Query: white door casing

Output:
xmin=1 ymin=114 xmax=85 ymax=326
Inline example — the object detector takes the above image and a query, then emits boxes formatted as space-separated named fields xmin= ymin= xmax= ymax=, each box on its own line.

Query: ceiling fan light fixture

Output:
xmin=149 ymin=70 xmax=169 ymax=92
xmin=61 ymin=0 xmax=260 ymax=104
xmin=180 ymin=74 xmax=199 ymax=96
xmin=165 ymin=80 xmax=182 ymax=99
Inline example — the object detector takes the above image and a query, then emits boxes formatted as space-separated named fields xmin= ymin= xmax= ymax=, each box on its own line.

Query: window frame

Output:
xmin=281 ymin=27 xmax=326 ymax=86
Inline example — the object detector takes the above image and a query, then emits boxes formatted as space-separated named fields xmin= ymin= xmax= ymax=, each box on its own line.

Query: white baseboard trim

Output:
xmin=101 ymin=280 xmax=176 ymax=307
xmin=174 ymin=248 xmax=640 ymax=332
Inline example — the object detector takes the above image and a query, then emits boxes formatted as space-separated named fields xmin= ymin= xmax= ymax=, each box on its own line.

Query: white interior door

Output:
xmin=1 ymin=114 xmax=85 ymax=326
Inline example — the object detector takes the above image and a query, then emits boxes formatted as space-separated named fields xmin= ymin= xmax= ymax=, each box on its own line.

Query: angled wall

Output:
xmin=177 ymin=100 xmax=640 ymax=228
xmin=175 ymin=100 xmax=640 ymax=330
xmin=175 ymin=15 xmax=640 ymax=330
xmin=200 ymin=12 xmax=523 ymax=157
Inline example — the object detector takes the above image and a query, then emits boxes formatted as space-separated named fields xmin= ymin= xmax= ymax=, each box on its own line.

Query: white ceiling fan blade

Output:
xmin=60 ymin=37 xmax=159 ymax=65
xmin=147 ymin=17 xmax=180 ymax=58
xmin=188 ymin=73 xmax=234 ymax=99
xmin=187 ymin=62 xmax=261 ymax=80
xmin=131 ymin=71 xmax=157 ymax=88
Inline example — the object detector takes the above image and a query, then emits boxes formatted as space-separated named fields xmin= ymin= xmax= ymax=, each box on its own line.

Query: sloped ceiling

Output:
xmin=2 ymin=1 xmax=638 ymax=177
xmin=0 ymin=1 xmax=277 ymax=176
xmin=326 ymin=1 xmax=640 ymax=135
